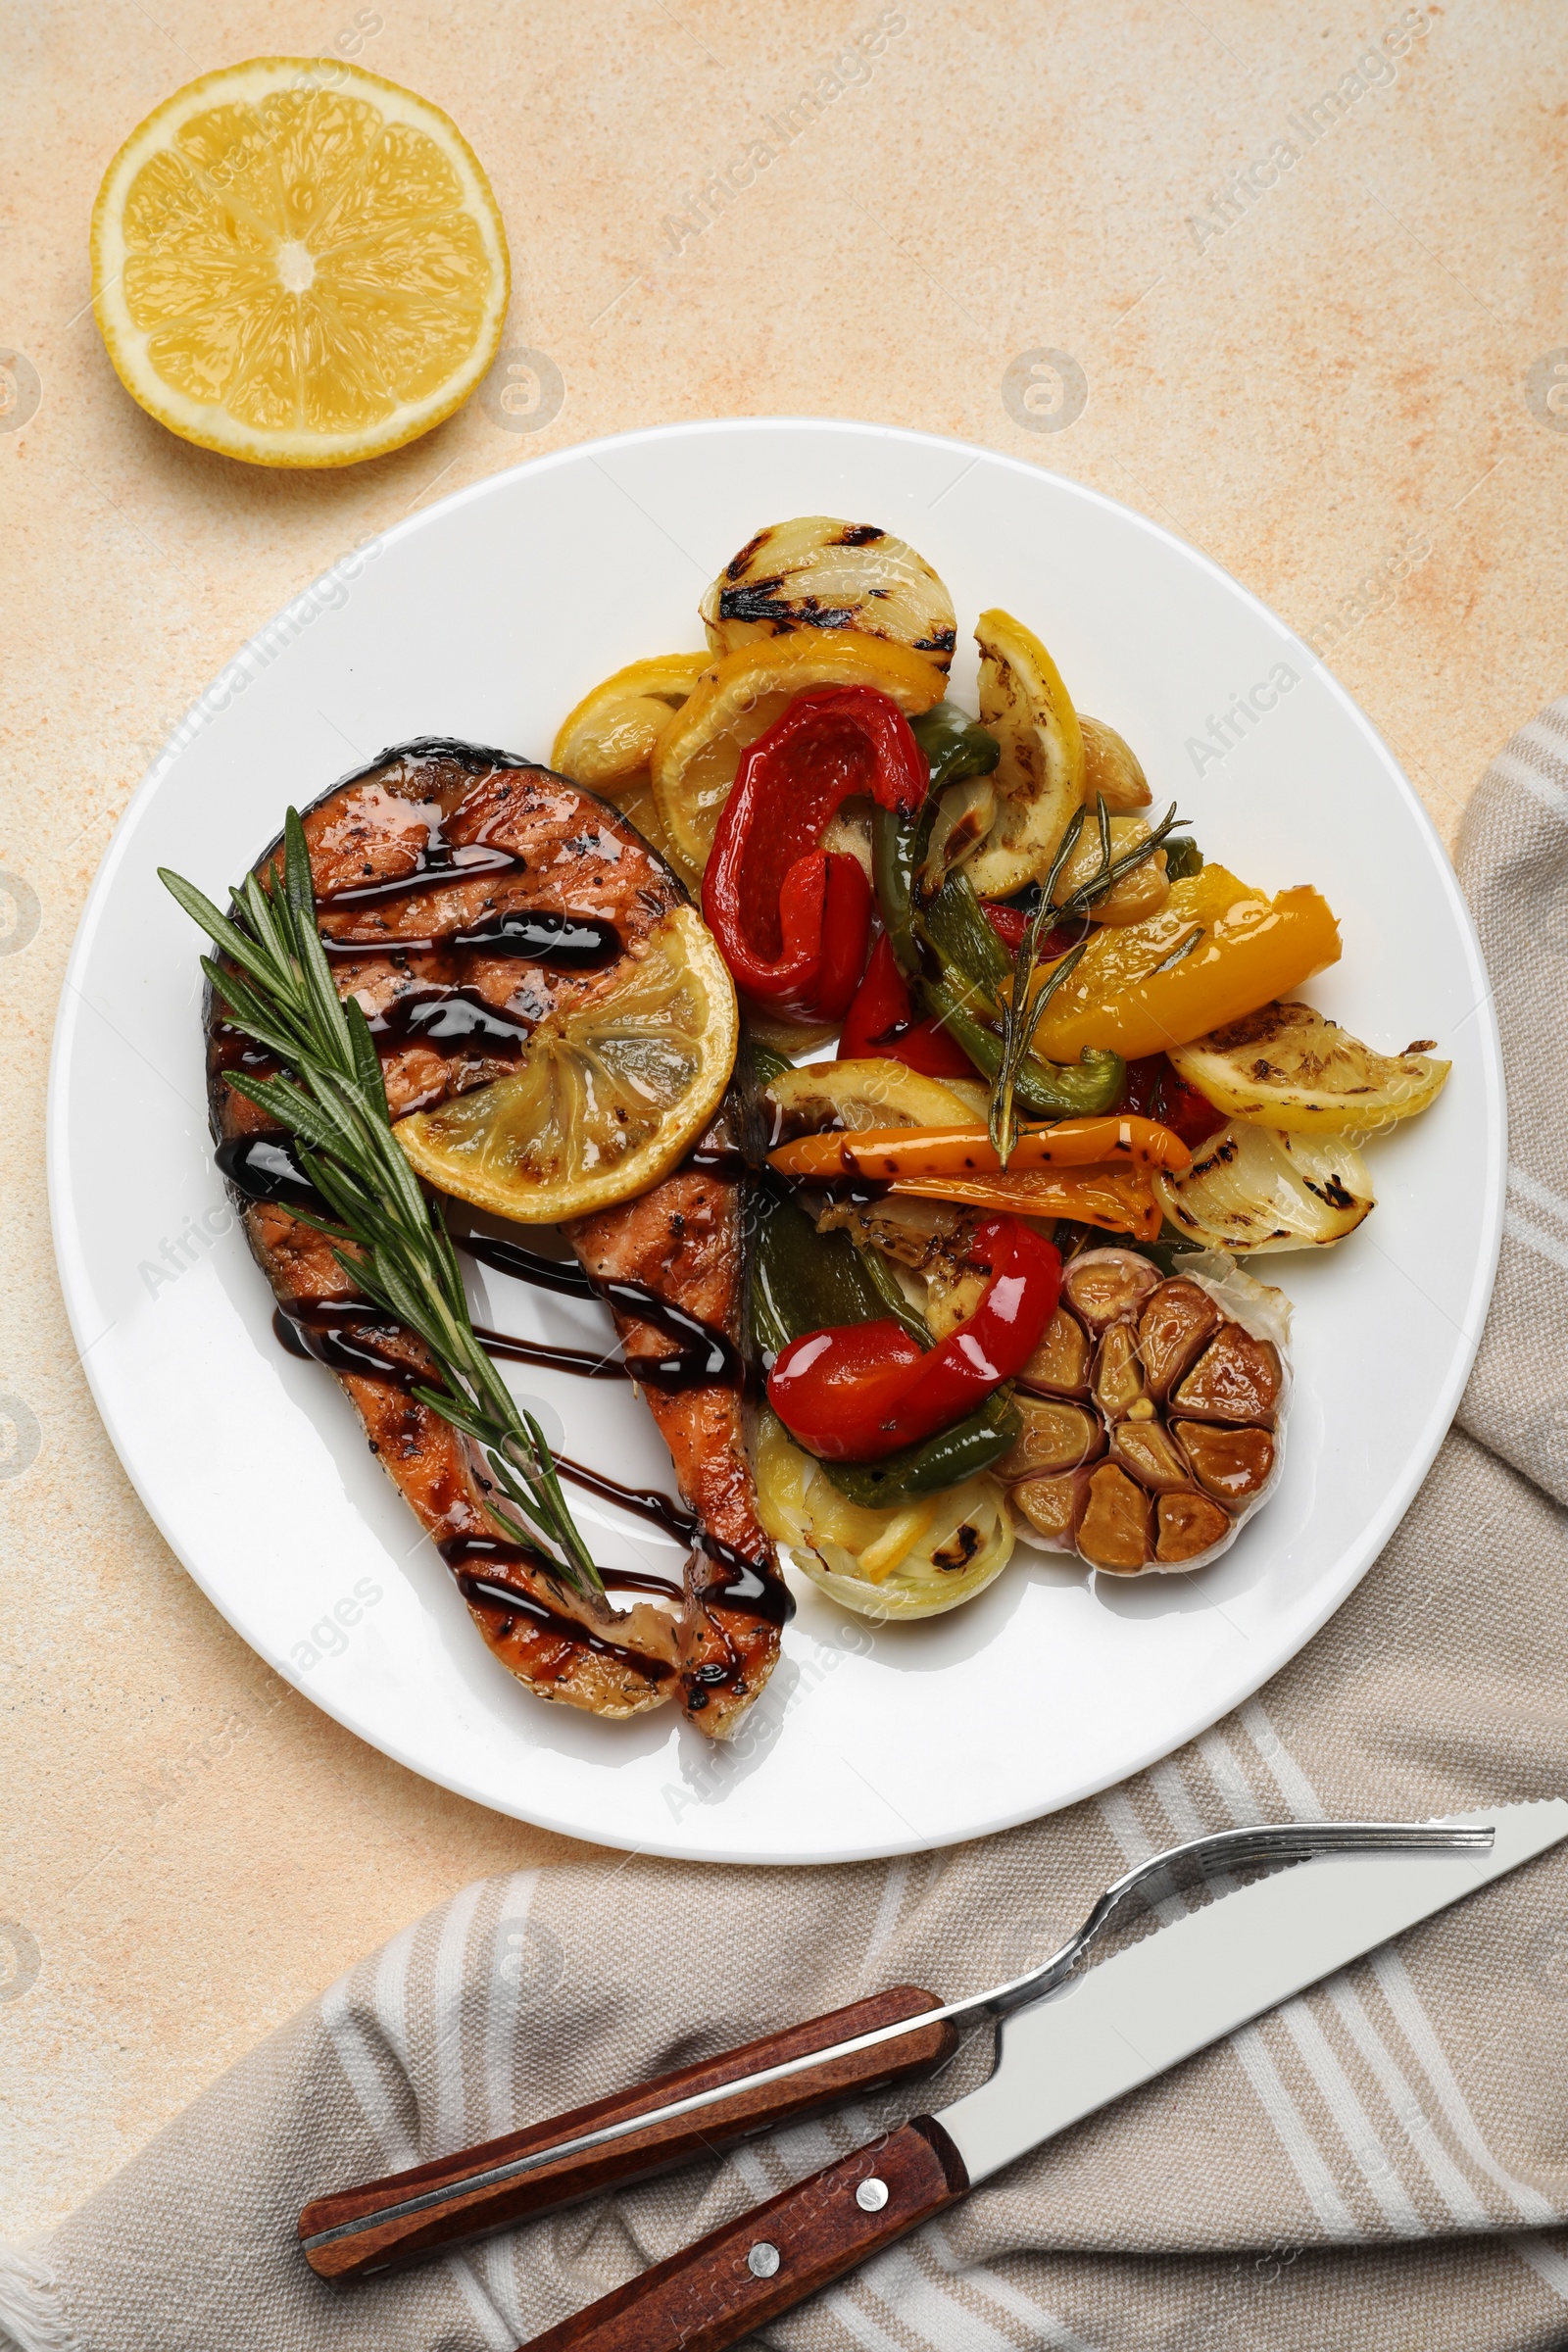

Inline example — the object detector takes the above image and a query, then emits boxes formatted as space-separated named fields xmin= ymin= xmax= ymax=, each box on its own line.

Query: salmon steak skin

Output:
xmin=205 ymin=737 xmax=789 ymax=1737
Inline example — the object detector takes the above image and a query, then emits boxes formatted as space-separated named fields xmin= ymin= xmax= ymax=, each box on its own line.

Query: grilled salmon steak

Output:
xmin=206 ymin=737 xmax=789 ymax=1735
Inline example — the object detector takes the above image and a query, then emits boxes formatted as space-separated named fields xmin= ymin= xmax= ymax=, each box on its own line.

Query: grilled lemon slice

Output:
xmin=965 ymin=608 xmax=1086 ymax=900
xmin=91 ymin=59 xmax=509 ymax=467
xmin=395 ymin=907 xmax=737 ymax=1222
xmin=551 ymin=656 xmax=709 ymax=795
xmin=1169 ymin=1001 xmax=1450 ymax=1134
xmin=763 ymin=1056 xmax=980 ymax=1133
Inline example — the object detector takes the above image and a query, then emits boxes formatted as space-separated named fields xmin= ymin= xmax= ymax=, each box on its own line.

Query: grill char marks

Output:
xmin=205 ymin=738 xmax=782 ymax=1732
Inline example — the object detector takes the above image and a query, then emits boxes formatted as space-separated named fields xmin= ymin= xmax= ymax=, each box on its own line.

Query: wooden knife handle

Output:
xmin=518 ymin=2117 xmax=969 ymax=2352
xmin=300 ymin=1984 xmax=954 ymax=2281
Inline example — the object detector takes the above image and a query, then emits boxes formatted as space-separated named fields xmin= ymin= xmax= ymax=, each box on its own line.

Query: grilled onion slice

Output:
xmin=699 ymin=516 xmax=956 ymax=673
xmin=1152 ymin=1120 xmax=1374 ymax=1252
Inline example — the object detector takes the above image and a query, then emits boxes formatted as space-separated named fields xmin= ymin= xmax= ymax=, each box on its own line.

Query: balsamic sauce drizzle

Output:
xmin=317 ymin=843 xmax=526 ymax=909
xmin=457 ymin=1232 xmax=597 ymax=1297
xmin=320 ymin=909 xmax=621 ymax=966
xmin=366 ymin=987 xmax=535 ymax=1059
xmin=438 ymin=1541 xmax=676 ymax=1683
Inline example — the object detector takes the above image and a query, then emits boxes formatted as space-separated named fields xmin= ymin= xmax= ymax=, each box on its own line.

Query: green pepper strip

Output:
xmin=872 ymin=708 xmax=998 ymax=980
xmin=1162 ymin=836 xmax=1204 ymax=882
xmin=817 ymin=1388 xmax=1021 ymax=1510
xmin=748 ymin=1182 xmax=1019 ymax=1506
xmin=871 ymin=801 xmax=933 ymax=981
xmin=751 ymin=1185 xmax=927 ymax=1361
xmin=913 ymin=870 xmax=1125 ymax=1118
xmin=908 ymin=703 xmax=1001 ymax=796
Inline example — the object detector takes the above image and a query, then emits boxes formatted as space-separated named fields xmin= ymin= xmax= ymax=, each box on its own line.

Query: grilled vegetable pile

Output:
xmin=540 ymin=509 xmax=1453 ymax=1618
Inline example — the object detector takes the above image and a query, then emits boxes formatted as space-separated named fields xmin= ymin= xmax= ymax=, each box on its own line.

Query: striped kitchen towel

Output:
xmin=5 ymin=704 xmax=1568 ymax=2352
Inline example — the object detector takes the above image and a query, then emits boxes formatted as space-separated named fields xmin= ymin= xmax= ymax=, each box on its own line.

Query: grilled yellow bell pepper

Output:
xmin=1016 ymin=865 xmax=1341 ymax=1061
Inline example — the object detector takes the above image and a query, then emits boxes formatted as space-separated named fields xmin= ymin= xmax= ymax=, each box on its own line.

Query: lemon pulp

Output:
xmin=395 ymin=907 xmax=738 ymax=1223
xmin=92 ymin=59 xmax=509 ymax=466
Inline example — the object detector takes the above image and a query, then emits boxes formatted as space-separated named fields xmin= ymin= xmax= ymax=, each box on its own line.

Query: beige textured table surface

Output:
xmin=3 ymin=0 xmax=1564 ymax=2247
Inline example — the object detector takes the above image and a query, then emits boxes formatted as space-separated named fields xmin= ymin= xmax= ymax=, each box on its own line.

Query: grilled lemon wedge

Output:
xmin=1169 ymin=1001 xmax=1449 ymax=1134
xmin=91 ymin=59 xmax=509 ymax=466
xmin=395 ymin=908 xmax=737 ymax=1222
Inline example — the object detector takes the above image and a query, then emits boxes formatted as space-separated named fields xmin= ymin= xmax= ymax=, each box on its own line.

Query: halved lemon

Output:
xmin=1169 ymin=1001 xmax=1450 ymax=1133
xmin=91 ymin=59 xmax=509 ymax=467
xmin=395 ymin=907 xmax=737 ymax=1222
xmin=551 ymin=656 xmax=709 ymax=795
xmin=651 ymin=630 xmax=946 ymax=874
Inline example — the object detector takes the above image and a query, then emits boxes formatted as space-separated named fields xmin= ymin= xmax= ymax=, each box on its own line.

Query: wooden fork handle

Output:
xmin=517 ymin=2117 xmax=970 ymax=2351
xmin=299 ymin=1984 xmax=954 ymax=2281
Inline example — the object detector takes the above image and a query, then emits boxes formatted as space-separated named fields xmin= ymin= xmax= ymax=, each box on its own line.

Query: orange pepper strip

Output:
xmin=889 ymin=1164 xmax=1162 ymax=1243
xmin=767 ymin=1114 xmax=1190 ymax=1185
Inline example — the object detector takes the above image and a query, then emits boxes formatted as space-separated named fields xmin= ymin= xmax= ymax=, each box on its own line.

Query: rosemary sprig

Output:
xmin=160 ymin=809 xmax=604 ymax=1600
xmin=989 ymin=799 xmax=1187 ymax=1165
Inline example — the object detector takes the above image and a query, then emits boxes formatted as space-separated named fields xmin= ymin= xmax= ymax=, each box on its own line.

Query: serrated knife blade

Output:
xmin=939 ymin=1800 xmax=1568 ymax=2183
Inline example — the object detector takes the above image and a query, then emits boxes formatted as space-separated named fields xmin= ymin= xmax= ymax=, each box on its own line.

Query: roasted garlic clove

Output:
xmin=1093 ymin=1323 xmax=1146 ymax=1421
xmin=1001 ymin=1396 xmax=1103 ymax=1479
xmin=1047 ymin=811 xmax=1169 ymax=927
xmin=1172 ymin=1324 xmax=1282 ymax=1426
xmin=1079 ymin=714 xmax=1152 ymax=812
xmin=1154 ymin=1489 xmax=1232 ymax=1562
xmin=1173 ymin=1419 xmax=1275 ymax=1503
xmin=1062 ymin=1247 xmax=1162 ymax=1335
xmin=1016 ymin=1304 xmax=1092 ymax=1396
xmin=1110 ymin=1417 xmax=1192 ymax=1492
xmin=1077 ymin=1462 xmax=1152 ymax=1571
xmin=1136 ymin=1278 xmax=1220 ymax=1398
xmin=1011 ymin=1469 xmax=1088 ymax=1547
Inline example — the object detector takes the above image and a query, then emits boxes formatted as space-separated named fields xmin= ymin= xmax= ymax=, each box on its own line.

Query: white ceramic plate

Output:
xmin=48 ymin=419 xmax=1502 ymax=1865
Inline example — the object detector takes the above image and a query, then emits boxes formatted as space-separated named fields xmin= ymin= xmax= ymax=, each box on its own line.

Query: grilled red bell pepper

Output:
xmin=838 ymin=931 xmax=977 ymax=1076
xmin=984 ymin=902 xmax=1086 ymax=958
xmin=703 ymin=687 xmax=928 ymax=1023
xmin=1123 ymin=1053 xmax=1228 ymax=1147
xmin=767 ymin=1215 xmax=1060 ymax=1461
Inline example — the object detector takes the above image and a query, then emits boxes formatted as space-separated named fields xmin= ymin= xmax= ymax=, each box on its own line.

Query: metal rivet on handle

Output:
xmin=856 ymin=2178 xmax=889 ymax=2212
xmin=748 ymin=2241 xmax=781 ymax=2278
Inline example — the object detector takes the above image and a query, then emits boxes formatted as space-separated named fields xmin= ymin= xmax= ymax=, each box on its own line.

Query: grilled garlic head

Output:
xmin=700 ymin=516 xmax=956 ymax=673
xmin=1005 ymin=1250 xmax=1292 ymax=1575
